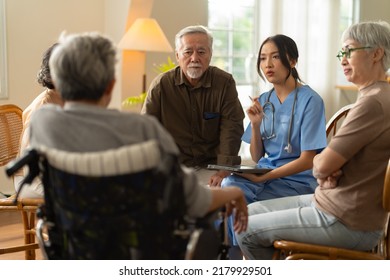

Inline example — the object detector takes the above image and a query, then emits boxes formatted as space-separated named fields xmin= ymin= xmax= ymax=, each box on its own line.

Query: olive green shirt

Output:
xmin=141 ymin=66 xmax=245 ymax=168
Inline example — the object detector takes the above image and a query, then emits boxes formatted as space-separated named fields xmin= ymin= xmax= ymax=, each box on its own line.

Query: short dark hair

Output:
xmin=37 ymin=43 xmax=58 ymax=89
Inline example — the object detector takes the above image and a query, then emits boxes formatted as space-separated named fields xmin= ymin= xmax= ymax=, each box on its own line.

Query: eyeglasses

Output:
xmin=336 ymin=46 xmax=372 ymax=61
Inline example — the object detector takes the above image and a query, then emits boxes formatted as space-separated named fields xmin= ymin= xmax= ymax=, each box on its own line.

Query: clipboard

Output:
xmin=207 ymin=164 xmax=273 ymax=174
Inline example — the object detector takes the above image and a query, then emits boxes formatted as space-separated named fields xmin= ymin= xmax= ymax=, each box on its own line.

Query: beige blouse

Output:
xmin=15 ymin=89 xmax=63 ymax=176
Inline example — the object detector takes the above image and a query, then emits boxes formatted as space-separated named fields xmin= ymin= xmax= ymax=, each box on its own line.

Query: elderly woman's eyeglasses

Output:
xmin=336 ymin=46 xmax=372 ymax=61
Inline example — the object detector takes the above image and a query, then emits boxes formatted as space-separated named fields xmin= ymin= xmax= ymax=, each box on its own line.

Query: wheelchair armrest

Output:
xmin=6 ymin=149 xmax=39 ymax=177
xmin=6 ymin=149 xmax=41 ymax=202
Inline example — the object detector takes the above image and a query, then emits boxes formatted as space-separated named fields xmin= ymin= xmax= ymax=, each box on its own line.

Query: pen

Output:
xmin=249 ymin=95 xmax=268 ymax=119
xmin=249 ymin=95 xmax=261 ymax=103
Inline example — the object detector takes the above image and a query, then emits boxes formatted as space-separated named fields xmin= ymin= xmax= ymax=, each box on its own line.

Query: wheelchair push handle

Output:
xmin=5 ymin=149 xmax=40 ymax=203
xmin=5 ymin=149 xmax=39 ymax=177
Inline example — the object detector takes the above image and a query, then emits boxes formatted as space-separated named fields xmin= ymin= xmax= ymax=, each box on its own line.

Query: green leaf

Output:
xmin=153 ymin=56 xmax=176 ymax=74
xmin=122 ymin=56 xmax=176 ymax=107
xmin=121 ymin=92 xmax=147 ymax=106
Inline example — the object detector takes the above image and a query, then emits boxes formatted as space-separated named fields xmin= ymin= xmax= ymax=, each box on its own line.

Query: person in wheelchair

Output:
xmin=26 ymin=32 xmax=247 ymax=259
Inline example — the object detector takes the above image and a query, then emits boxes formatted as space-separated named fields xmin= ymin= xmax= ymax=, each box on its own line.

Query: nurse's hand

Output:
xmin=233 ymin=172 xmax=266 ymax=183
xmin=247 ymin=98 xmax=264 ymax=126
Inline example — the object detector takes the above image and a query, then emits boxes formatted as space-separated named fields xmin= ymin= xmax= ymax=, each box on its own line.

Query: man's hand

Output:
xmin=225 ymin=196 xmax=248 ymax=234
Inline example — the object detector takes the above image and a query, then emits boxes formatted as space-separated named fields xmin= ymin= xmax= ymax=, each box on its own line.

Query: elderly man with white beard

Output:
xmin=142 ymin=25 xmax=244 ymax=188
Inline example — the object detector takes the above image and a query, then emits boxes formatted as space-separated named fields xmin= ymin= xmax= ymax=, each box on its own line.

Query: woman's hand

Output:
xmin=317 ymin=170 xmax=342 ymax=189
xmin=247 ymin=98 xmax=264 ymax=126
xmin=233 ymin=172 xmax=267 ymax=183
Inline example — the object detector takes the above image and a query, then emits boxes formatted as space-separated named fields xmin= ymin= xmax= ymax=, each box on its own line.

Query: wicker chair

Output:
xmin=0 ymin=104 xmax=23 ymax=171
xmin=0 ymin=197 xmax=43 ymax=259
xmin=0 ymin=104 xmax=41 ymax=260
xmin=273 ymin=159 xmax=390 ymax=260
xmin=325 ymin=103 xmax=354 ymax=142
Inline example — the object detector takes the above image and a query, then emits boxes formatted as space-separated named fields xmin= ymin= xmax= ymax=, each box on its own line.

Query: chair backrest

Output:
xmin=382 ymin=159 xmax=390 ymax=259
xmin=383 ymin=159 xmax=390 ymax=212
xmin=32 ymin=140 xmax=189 ymax=259
xmin=326 ymin=103 xmax=354 ymax=141
xmin=0 ymin=104 xmax=23 ymax=167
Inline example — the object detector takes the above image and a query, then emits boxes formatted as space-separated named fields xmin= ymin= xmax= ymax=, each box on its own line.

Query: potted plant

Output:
xmin=122 ymin=56 xmax=176 ymax=107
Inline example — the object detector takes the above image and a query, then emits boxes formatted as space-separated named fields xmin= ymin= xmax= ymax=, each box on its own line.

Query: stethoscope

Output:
xmin=261 ymin=87 xmax=298 ymax=153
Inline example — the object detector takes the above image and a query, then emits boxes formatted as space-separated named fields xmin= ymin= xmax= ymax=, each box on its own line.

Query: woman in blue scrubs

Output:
xmin=221 ymin=34 xmax=327 ymax=258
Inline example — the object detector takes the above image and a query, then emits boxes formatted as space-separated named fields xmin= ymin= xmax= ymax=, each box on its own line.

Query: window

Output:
xmin=208 ymin=0 xmax=258 ymax=110
xmin=208 ymin=0 xmax=359 ymax=93
xmin=337 ymin=0 xmax=360 ymax=85
xmin=208 ymin=0 xmax=255 ymax=82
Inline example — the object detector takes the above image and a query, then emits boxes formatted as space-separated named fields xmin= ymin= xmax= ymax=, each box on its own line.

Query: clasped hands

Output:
xmin=316 ymin=170 xmax=343 ymax=189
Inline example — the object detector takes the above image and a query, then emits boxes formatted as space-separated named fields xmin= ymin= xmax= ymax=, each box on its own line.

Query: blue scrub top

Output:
xmin=242 ymin=85 xmax=327 ymax=179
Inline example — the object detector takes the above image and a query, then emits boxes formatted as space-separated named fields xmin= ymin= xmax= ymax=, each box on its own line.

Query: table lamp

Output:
xmin=118 ymin=18 xmax=173 ymax=92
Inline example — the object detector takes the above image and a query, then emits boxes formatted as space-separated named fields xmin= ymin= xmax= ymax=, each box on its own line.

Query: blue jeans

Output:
xmin=221 ymin=175 xmax=316 ymax=249
xmin=236 ymin=194 xmax=383 ymax=260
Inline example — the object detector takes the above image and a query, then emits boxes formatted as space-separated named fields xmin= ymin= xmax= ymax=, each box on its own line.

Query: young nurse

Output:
xmin=221 ymin=34 xmax=327 ymax=259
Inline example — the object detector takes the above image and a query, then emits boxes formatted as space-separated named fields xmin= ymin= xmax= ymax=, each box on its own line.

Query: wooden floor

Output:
xmin=0 ymin=211 xmax=43 ymax=260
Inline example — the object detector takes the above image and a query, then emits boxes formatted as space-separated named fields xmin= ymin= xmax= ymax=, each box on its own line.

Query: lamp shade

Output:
xmin=118 ymin=18 xmax=173 ymax=52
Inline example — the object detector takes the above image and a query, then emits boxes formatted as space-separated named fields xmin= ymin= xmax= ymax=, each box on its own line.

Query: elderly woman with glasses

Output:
xmin=235 ymin=21 xmax=390 ymax=260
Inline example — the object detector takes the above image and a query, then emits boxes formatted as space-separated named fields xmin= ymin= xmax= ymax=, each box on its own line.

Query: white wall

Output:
xmin=103 ymin=0 xmax=131 ymax=108
xmin=360 ymin=0 xmax=390 ymax=22
xmin=1 ymin=0 xmax=105 ymax=109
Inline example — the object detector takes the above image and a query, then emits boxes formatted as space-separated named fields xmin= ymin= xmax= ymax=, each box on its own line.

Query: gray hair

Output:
xmin=342 ymin=21 xmax=390 ymax=71
xmin=49 ymin=32 xmax=117 ymax=101
xmin=174 ymin=25 xmax=213 ymax=52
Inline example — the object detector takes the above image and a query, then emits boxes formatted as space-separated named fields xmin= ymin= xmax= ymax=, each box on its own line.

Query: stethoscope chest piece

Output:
xmin=284 ymin=143 xmax=292 ymax=153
